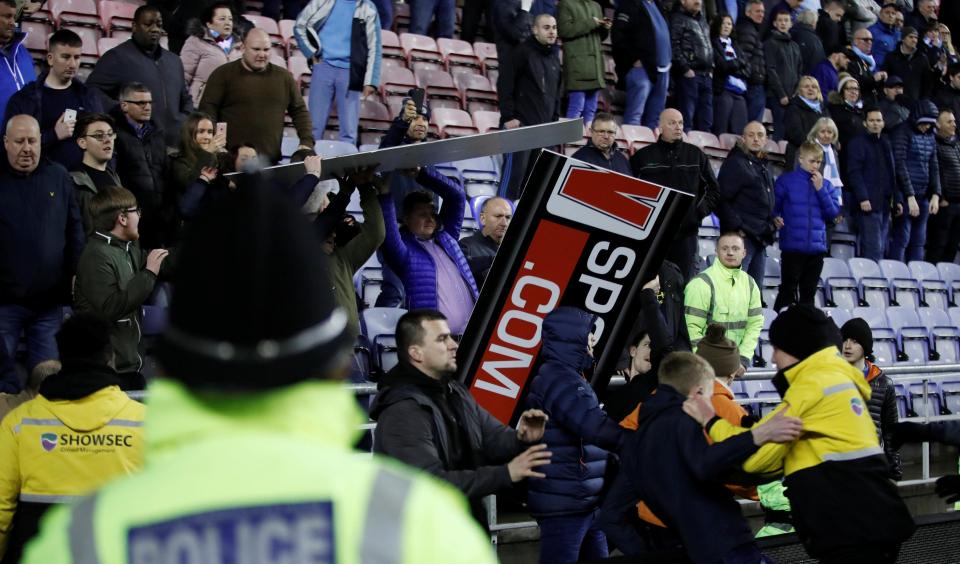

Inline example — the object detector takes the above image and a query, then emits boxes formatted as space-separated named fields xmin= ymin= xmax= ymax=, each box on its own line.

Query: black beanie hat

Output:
xmin=840 ymin=318 xmax=873 ymax=356
xmin=156 ymin=174 xmax=352 ymax=390
xmin=769 ymin=305 xmax=842 ymax=361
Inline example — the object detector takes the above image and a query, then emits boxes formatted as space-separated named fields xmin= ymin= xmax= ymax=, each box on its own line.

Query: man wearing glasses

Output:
xmin=571 ymin=112 xmax=631 ymax=175
xmin=845 ymin=27 xmax=888 ymax=105
xmin=69 ymin=113 xmax=121 ymax=234
xmin=112 ymin=82 xmax=170 ymax=248
xmin=0 ymin=114 xmax=85 ymax=394
xmin=74 ymin=185 xmax=172 ymax=390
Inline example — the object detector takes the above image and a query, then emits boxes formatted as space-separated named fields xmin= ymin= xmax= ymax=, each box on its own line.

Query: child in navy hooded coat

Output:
xmin=526 ymin=306 xmax=625 ymax=564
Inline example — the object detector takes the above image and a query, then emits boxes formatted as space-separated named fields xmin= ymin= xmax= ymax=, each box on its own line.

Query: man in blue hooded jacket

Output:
xmin=0 ymin=0 xmax=35 ymax=126
xmin=526 ymin=307 xmax=626 ymax=564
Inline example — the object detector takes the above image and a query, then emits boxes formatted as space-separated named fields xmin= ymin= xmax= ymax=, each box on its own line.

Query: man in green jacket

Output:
xmin=73 ymin=186 xmax=171 ymax=390
xmin=22 ymin=176 xmax=496 ymax=564
xmin=684 ymin=231 xmax=764 ymax=367
xmin=558 ymin=0 xmax=610 ymax=123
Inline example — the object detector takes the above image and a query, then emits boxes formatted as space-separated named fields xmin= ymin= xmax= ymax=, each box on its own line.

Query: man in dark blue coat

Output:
xmin=846 ymin=107 xmax=898 ymax=262
xmin=0 ymin=115 xmax=85 ymax=393
xmin=526 ymin=307 xmax=625 ymax=564
xmin=716 ymin=121 xmax=779 ymax=289
xmin=598 ymin=351 xmax=802 ymax=562
xmin=889 ymin=99 xmax=940 ymax=262
xmin=571 ymin=112 xmax=632 ymax=175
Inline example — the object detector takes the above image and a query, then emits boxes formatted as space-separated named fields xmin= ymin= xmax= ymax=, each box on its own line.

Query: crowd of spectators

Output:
xmin=1 ymin=0 xmax=960 ymax=561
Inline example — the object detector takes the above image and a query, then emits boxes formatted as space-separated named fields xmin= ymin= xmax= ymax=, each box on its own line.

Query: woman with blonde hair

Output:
xmin=783 ymin=75 xmax=829 ymax=169
xmin=806 ymin=117 xmax=845 ymax=241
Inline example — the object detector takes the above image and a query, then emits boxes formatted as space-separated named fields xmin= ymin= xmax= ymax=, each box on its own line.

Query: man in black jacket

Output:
xmin=846 ymin=108 xmax=898 ymax=262
xmin=815 ymin=0 xmax=845 ymax=55
xmin=883 ymin=26 xmax=935 ymax=103
xmin=764 ymin=10 xmax=803 ymax=140
xmin=111 ymin=82 xmax=170 ymax=248
xmin=671 ymin=0 xmax=714 ymax=132
xmin=612 ymin=0 xmax=673 ymax=128
xmin=845 ymin=27 xmax=889 ymax=106
xmin=498 ymin=13 xmax=562 ymax=199
xmin=717 ymin=121 xmax=779 ymax=290
xmin=791 ymin=9 xmax=824 ymax=73
xmin=927 ymin=109 xmax=960 ymax=264
xmin=571 ymin=112 xmax=632 ymax=174
xmin=630 ymin=108 xmax=720 ymax=282
xmin=737 ymin=0 xmax=768 ymax=123
xmin=879 ymin=75 xmax=911 ymax=132
xmin=370 ymin=309 xmax=552 ymax=525
xmin=458 ymin=197 xmax=512 ymax=288
xmin=0 ymin=115 xmax=85 ymax=393
xmin=934 ymin=64 xmax=960 ymax=124
xmin=490 ymin=0 xmax=534 ymax=96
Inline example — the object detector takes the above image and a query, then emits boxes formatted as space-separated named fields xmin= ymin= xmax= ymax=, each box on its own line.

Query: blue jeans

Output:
xmin=741 ymin=237 xmax=767 ymax=291
xmin=309 ymin=61 xmax=360 ymax=144
xmin=857 ymin=209 xmax=891 ymax=262
xmin=624 ymin=66 xmax=669 ymax=129
xmin=676 ymin=72 xmax=714 ymax=132
xmin=371 ymin=0 xmax=393 ymax=29
xmin=746 ymin=84 xmax=766 ymax=123
xmin=0 ymin=305 xmax=63 ymax=392
xmin=409 ymin=0 xmax=456 ymax=38
xmin=537 ymin=509 xmax=608 ymax=564
xmin=889 ymin=198 xmax=930 ymax=262
xmin=566 ymin=89 xmax=600 ymax=123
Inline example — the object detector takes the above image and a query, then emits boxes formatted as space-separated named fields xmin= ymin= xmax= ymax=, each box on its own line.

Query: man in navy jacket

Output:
xmin=571 ymin=112 xmax=632 ymax=175
xmin=0 ymin=115 xmax=85 ymax=392
xmin=846 ymin=107 xmax=898 ymax=261
xmin=889 ymin=99 xmax=941 ymax=262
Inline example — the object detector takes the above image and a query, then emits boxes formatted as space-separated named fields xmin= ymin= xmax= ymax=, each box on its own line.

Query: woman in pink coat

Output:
xmin=181 ymin=2 xmax=243 ymax=106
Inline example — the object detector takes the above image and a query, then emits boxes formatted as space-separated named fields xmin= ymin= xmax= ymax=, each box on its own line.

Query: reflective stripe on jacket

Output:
xmin=684 ymin=260 xmax=763 ymax=360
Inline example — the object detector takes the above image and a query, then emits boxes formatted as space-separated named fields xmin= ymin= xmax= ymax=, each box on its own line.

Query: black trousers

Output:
xmin=460 ymin=0 xmax=488 ymax=42
xmin=925 ymin=202 xmax=960 ymax=264
xmin=774 ymin=251 xmax=824 ymax=311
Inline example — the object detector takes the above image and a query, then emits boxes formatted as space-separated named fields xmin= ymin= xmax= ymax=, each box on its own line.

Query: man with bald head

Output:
xmin=0 ymin=115 xmax=85 ymax=393
xmin=630 ymin=108 xmax=719 ymax=281
xmin=716 ymin=121 xmax=779 ymax=288
xmin=200 ymin=28 xmax=315 ymax=164
xmin=87 ymin=5 xmax=192 ymax=148
xmin=459 ymin=197 xmax=513 ymax=288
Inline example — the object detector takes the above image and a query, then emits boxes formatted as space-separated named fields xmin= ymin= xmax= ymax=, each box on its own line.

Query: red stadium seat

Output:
xmin=243 ymin=13 xmax=282 ymax=44
xmin=49 ymin=0 xmax=99 ymax=27
xmin=399 ymin=33 xmax=442 ymax=64
xmin=431 ymin=107 xmax=478 ymax=138
xmin=410 ymin=60 xmax=443 ymax=74
xmin=359 ymin=98 xmax=392 ymax=133
xmin=473 ymin=110 xmax=500 ymax=134
xmin=414 ymin=68 xmax=461 ymax=106
xmin=278 ymin=19 xmax=295 ymax=42
xmin=381 ymin=57 xmax=408 ymax=73
xmin=473 ymin=42 xmax=498 ymax=70
xmin=64 ymin=25 xmax=101 ymax=65
xmin=99 ymin=0 xmax=136 ymax=34
xmin=687 ymin=130 xmax=725 ymax=157
xmin=22 ymin=21 xmax=52 ymax=58
xmin=393 ymin=2 xmax=410 ymax=31
xmin=97 ymin=36 xmax=125 ymax=56
xmin=454 ymin=72 xmax=497 ymax=107
xmin=381 ymin=29 xmax=404 ymax=59
xmin=621 ymin=124 xmax=656 ymax=153
xmin=380 ymin=66 xmax=416 ymax=98
xmin=437 ymin=38 xmax=480 ymax=70
xmin=288 ymin=55 xmax=311 ymax=87
xmin=719 ymin=133 xmax=739 ymax=150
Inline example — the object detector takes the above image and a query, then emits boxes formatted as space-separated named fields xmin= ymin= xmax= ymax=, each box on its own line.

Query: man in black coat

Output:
xmin=883 ymin=26 xmax=935 ymax=103
xmin=571 ymin=112 xmax=632 ymax=174
xmin=670 ymin=0 xmax=714 ymax=132
xmin=110 ymin=83 xmax=170 ymax=248
xmin=489 ymin=0 xmax=534 ymax=96
xmin=927 ymin=109 xmax=960 ymax=264
xmin=845 ymin=27 xmax=889 ymax=105
xmin=816 ymin=0 xmax=845 ymax=55
xmin=934 ymin=64 xmax=960 ymax=125
xmin=370 ymin=309 xmax=552 ymax=525
xmin=630 ymin=108 xmax=720 ymax=282
xmin=791 ymin=9 xmax=824 ymax=73
xmin=458 ymin=197 xmax=512 ymax=288
xmin=716 ymin=121 xmax=778 ymax=290
xmin=736 ymin=0 xmax=768 ymax=123
xmin=879 ymin=75 xmax=911 ymax=132
xmin=498 ymin=13 xmax=562 ymax=199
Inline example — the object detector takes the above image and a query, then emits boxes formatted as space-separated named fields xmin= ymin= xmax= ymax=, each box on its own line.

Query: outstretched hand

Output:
xmin=517 ymin=409 xmax=548 ymax=442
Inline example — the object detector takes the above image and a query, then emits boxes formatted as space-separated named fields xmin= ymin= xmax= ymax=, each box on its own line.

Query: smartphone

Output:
xmin=409 ymin=88 xmax=426 ymax=115
xmin=216 ymin=122 xmax=228 ymax=138
xmin=63 ymin=109 xmax=77 ymax=123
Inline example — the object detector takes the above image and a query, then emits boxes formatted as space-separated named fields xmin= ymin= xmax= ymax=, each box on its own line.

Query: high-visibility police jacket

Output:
xmin=707 ymin=348 xmax=915 ymax=557
xmin=21 ymin=379 xmax=497 ymax=564
xmin=684 ymin=260 xmax=763 ymax=360
xmin=0 ymin=384 xmax=145 ymax=562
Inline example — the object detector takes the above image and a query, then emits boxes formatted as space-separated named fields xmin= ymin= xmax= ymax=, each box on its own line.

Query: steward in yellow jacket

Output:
xmin=704 ymin=306 xmax=914 ymax=562
xmin=22 ymin=178 xmax=496 ymax=564
xmin=0 ymin=313 xmax=145 ymax=563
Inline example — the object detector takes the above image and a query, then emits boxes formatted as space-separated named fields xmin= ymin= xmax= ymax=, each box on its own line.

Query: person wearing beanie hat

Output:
xmin=687 ymin=303 xmax=915 ymax=562
xmin=841 ymin=318 xmax=903 ymax=480
xmin=0 ymin=312 xmax=144 ymax=564
xmin=697 ymin=323 xmax=756 ymax=429
xmin=20 ymin=177 xmax=498 ymax=564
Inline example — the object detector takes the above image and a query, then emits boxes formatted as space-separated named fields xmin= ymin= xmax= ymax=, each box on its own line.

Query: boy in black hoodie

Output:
xmin=599 ymin=352 xmax=802 ymax=563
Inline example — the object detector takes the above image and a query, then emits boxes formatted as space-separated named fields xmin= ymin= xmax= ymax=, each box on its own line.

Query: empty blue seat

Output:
xmin=908 ymin=381 xmax=944 ymax=417
xmin=938 ymin=262 xmax=960 ymax=305
xmin=830 ymin=232 xmax=857 ymax=261
xmin=886 ymin=306 xmax=929 ymax=365
xmin=361 ymin=307 xmax=407 ymax=372
xmin=909 ymin=261 xmax=949 ymax=309
xmin=879 ymin=260 xmax=922 ymax=309
xmin=822 ymin=307 xmax=852 ymax=328
xmin=822 ymin=257 xmax=859 ymax=310
xmin=848 ymin=258 xmax=891 ymax=309
xmin=918 ymin=308 xmax=960 ymax=363
xmin=942 ymin=380 xmax=960 ymax=413
xmin=951 ymin=306 xmax=960 ymax=328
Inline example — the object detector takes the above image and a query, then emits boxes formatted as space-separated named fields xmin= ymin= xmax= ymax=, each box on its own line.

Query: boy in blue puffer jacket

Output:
xmin=773 ymin=141 xmax=841 ymax=311
xmin=526 ymin=307 xmax=625 ymax=564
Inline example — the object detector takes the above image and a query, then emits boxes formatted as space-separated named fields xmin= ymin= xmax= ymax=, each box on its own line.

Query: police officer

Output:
xmin=21 ymin=175 xmax=496 ymax=564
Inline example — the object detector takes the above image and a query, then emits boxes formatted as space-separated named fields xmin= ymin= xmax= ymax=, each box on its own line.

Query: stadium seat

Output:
xmin=938 ymin=262 xmax=960 ymax=305
xmin=393 ymin=1 xmax=411 ymax=30
xmin=22 ymin=21 xmax=51 ymax=58
xmin=414 ymin=68 xmax=461 ymax=106
xmin=830 ymin=231 xmax=857 ymax=261
xmin=381 ymin=29 xmax=404 ymax=59
xmin=473 ymin=42 xmax=498 ymax=71
xmin=473 ymin=110 xmax=500 ymax=134
xmin=909 ymin=260 xmax=950 ymax=310
xmin=437 ymin=38 xmax=480 ymax=69
xmin=380 ymin=66 xmax=417 ymax=99
xmin=621 ymin=124 xmax=656 ymax=153
xmin=848 ymin=258 xmax=890 ymax=309
xmin=942 ymin=380 xmax=960 ymax=413
xmin=761 ymin=257 xmax=780 ymax=309
xmin=431 ymin=108 xmax=477 ymax=137
xmin=454 ymin=72 xmax=497 ymax=108
xmin=719 ymin=133 xmax=739 ymax=150
xmin=686 ymin=130 xmax=723 ymax=156
xmin=361 ymin=307 xmax=407 ymax=372
xmin=918 ymin=308 xmax=960 ymax=364
xmin=66 ymin=26 xmax=101 ymax=66
xmin=754 ymin=308 xmax=778 ymax=367
xmin=141 ymin=305 xmax=169 ymax=337
xmin=410 ymin=60 xmax=444 ymax=74
xmin=287 ymin=55 xmax=311 ymax=86
xmin=98 ymin=0 xmax=136 ymax=34
xmin=49 ymin=0 xmax=99 ymax=27
xmin=951 ymin=306 xmax=960 ymax=328
xmin=97 ymin=36 xmax=124 ymax=56
xmin=242 ymin=13 xmax=283 ymax=43
xmin=908 ymin=382 xmax=945 ymax=417
xmin=314 ymin=140 xmax=358 ymax=157
xmin=400 ymin=33 xmax=443 ymax=64
xmin=852 ymin=306 xmax=897 ymax=365
xmin=822 ymin=307 xmax=852 ymax=328
xmin=879 ymin=259 xmax=922 ymax=308
xmin=821 ymin=257 xmax=859 ymax=309
xmin=357 ymin=269 xmax=384 ymax=309
xmin=452 ymin=156 xmax=499 ymax=184
xmin=886 ymin=306 xmax=929 ymax=365
xmin=358 ymin=98 xmax=392 ymax=134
